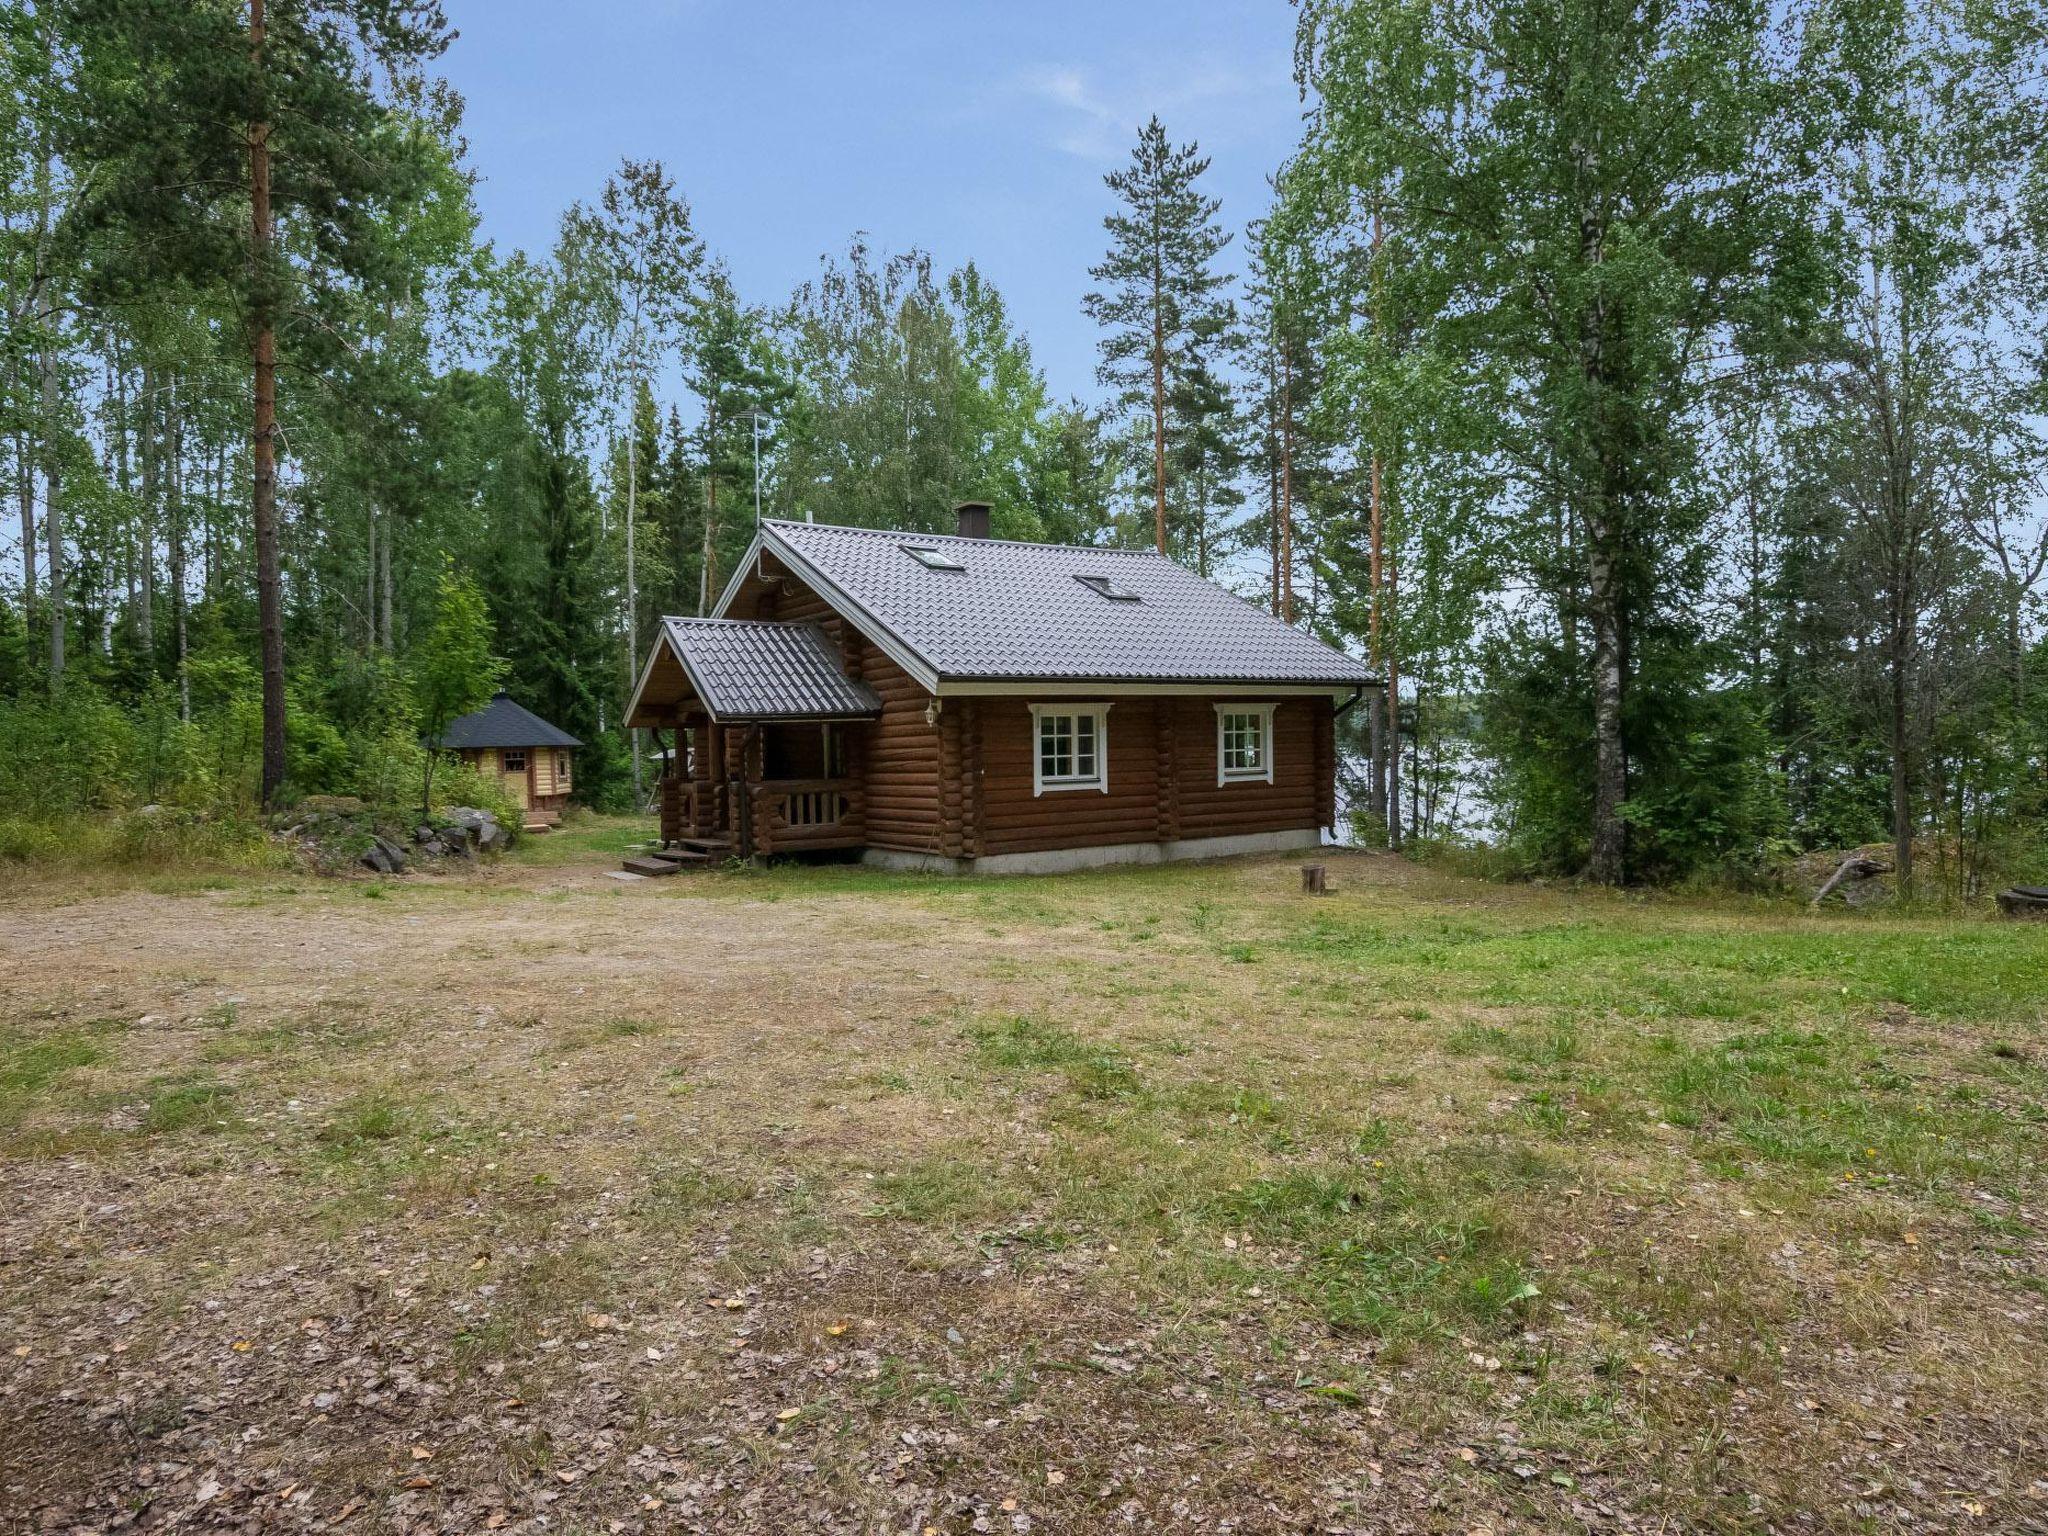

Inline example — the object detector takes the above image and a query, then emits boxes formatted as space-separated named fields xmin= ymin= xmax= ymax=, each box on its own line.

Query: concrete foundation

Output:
xmin=860 ymin=826 xmax=1323 ymax=877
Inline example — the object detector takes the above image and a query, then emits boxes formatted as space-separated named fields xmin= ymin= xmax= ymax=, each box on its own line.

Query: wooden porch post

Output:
xmin=731 ymin=723 xmax=761 ymax=859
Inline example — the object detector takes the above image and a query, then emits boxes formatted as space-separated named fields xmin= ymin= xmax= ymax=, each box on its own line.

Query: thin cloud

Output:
xmin=1012 ymin=56 xmax=1288 ymax=162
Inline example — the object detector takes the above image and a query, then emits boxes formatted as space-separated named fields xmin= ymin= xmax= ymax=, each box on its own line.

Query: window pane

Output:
xmin=1039 ymin=710 xmax=1105 ymax=784
xmin=1220 ymin=712 xmax=1267 ymax=776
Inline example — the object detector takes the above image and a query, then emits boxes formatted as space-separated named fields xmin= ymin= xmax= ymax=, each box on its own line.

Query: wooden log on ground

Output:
xmin=1996 ymin=886 xmax=2048 ymax=919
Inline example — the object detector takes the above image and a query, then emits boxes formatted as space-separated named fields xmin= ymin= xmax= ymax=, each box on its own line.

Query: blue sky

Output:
xmin=438 ymin=0 xmax=1308 ymax=404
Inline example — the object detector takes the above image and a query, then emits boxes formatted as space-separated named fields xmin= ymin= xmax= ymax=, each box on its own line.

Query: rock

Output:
xmin=299 ymin=795 xmax=366 ymax=817
xmin=359 ymin=835 xmax=409 ymax=876
xmin=443 ymin=806 xmax=511 ymax=851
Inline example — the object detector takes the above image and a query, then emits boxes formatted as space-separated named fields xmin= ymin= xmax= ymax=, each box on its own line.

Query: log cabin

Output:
xmin=623 ymin=502 xmax=1376 ymax=873
xmin=432 ymin=692 xmax=582 ymax=831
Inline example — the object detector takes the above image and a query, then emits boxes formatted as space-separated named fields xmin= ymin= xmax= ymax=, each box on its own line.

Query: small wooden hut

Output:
xmin=433 ymin=692 xmax=582 ymax=830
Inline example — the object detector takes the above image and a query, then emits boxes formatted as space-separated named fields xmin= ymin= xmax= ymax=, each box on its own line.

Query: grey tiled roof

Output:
xmin=756 ymin=520 xmax=1375 ymax=687
xmin=433 ymin=692 xmax=581 ymax=750
xmin=662 ymin=618 xmax=883 ymax=721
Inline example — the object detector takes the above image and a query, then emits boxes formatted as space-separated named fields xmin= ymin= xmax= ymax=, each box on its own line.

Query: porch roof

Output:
xmin=636 ymin=618 xmax=883 ymax=725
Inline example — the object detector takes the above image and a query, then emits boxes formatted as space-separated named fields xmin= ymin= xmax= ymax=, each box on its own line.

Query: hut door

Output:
xmin=500 ymin=749 xmax=531 ymax=809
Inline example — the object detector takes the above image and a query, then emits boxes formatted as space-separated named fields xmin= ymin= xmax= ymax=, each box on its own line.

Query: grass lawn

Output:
xmin=2 ymin=821 xmax=2044 ymax=1532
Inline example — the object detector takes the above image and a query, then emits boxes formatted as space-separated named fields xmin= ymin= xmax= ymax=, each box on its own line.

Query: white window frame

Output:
xmin=1030 ymin=703 xmax=1111 ymax=796
xmin=1214 ymin=703 xmax=1277 ymax=787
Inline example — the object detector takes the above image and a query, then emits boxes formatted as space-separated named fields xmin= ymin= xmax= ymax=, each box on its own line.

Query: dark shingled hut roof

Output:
xmin=431 ymin=692 xmax=581 ymax=750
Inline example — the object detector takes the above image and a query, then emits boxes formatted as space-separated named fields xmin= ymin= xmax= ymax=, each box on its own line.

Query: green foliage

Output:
xmin=411 ymin=566 xmax=503 ymax=815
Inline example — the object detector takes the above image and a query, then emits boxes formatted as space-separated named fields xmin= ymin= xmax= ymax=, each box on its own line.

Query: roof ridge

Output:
xmin=764 ymin=518 xmax=1165 ymax=559
xmin=662 ymin=615 xmax=823 ymax=629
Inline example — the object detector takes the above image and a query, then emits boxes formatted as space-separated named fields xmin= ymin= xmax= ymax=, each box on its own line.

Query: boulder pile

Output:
xmin=274 ymin=797 xmax=511 ymax=875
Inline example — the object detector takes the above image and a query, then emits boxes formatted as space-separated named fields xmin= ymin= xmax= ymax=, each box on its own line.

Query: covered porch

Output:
xmin=625 ymin=618 xmax=883 ymax=861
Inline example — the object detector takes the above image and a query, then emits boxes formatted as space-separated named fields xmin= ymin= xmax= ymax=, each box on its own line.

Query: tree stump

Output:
xmin=1301 ymin=863 xmax=1328 ymax=896
xmin=1996 ymin=887 xmax=2048 ymax=920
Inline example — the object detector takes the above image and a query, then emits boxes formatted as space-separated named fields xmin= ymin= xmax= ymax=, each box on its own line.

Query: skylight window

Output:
xmin=901 ymin=545 xmax=965 ymax=572
xmin=1075 ymin=573 xmax=1141 ymax=602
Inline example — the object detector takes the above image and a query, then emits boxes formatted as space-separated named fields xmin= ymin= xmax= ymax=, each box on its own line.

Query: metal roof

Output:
xmin=432 ymin=692 xmax=581 ymax=750
xmin=660 ymin=618 xmax=884 ymax=721
xmin=734 ymin=520 xmax=1376 ymax=690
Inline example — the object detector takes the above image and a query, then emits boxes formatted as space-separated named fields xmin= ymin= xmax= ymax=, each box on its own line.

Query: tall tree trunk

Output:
xmin=1265 ymin=370 xmax=1281 ymax=612
xmin=249 ymin=0 xmax=286 ymax=804
xmin=379 ymin=508 xmax=394 ymax=652
xmin=365 ymin=502 xmax=378 ymax=652
xmin=1385 ymin=524 xmax=1400 ymax=853
xmin=626 ymin=408 xmax=642 ymax=802
xmin=1366 ymin=209 xmax=1392 ymax=839
xmin=1585 ymin=526 xmax=1628 ymax=885
xmin=1278 ymin=352 xmax=1294 ymax=624
xmin=1579 ymin=190 xmax=1626 ymax=886
xmin=14 ymin=433 xmax=33 ymax=615
xmin=1887 ymin=596 xmax=1914 ymax=895
xmin=699 ymin=411 xmax=720 ymax=615
xmin=39 ymin=337 xmax=64 ymax=685
xmin=168 ymin=377 xmax=190 ymax=720
xmin=135 ymin=361 xmax=156 ymax=659
xmin=1150 ymin=232 xmax=1168 ymax=555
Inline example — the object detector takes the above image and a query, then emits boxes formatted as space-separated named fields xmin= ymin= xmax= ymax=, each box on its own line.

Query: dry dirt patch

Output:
xmin=1 ymin=849 xmax=2044 ymax=1533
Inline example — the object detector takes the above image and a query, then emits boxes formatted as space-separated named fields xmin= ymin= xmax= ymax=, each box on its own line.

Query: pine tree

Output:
xmin=1083 ymin=116 xmax=1234 ymax=557
xmin=59 ymin=0 xmax=451 ymax=804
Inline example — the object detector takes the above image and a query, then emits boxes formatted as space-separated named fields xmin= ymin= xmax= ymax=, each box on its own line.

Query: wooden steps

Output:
xmin=523 ymin=808 xmax=562 ymax=835
xmin=647 ymin=847 xmax=710 ymax=867
xmin=619 ymin=842 xmax=720 ymax=878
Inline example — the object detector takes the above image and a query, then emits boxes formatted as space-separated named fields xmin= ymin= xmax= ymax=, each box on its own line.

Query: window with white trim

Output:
xmin=1031 ymin=704 xmax=1110 ymax=795
xmin=1215 ymin=704 xmax=1277 ymax=786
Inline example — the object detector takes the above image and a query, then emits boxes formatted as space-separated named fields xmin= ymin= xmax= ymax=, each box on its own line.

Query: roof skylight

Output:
xmin=902 ymin=544 xmax=966 ymax=572
xmin=1075 ymin=573 xmax=1141 ymax=602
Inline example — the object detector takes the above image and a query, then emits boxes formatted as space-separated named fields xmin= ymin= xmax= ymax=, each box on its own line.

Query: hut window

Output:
xmin=901 ymin=544 xmax=965 ymax=572
xmin=1030 ymin=704 xmax=1110 ymax=795
xmin=1215 ymin=705 xmax=1277 ymax=786
xmin=556 ymin=751 xmax=571 ymax=781
xmin=502 ymin=749 xmax=526 ymax=772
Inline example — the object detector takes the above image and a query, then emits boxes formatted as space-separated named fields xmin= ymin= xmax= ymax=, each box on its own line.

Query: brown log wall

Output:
xmin=975 ymin=696 xmax=1328 ymax=857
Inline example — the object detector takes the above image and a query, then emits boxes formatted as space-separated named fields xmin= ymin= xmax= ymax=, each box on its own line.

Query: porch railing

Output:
xmin=746 ymin=777 xmax=863 ymax=854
